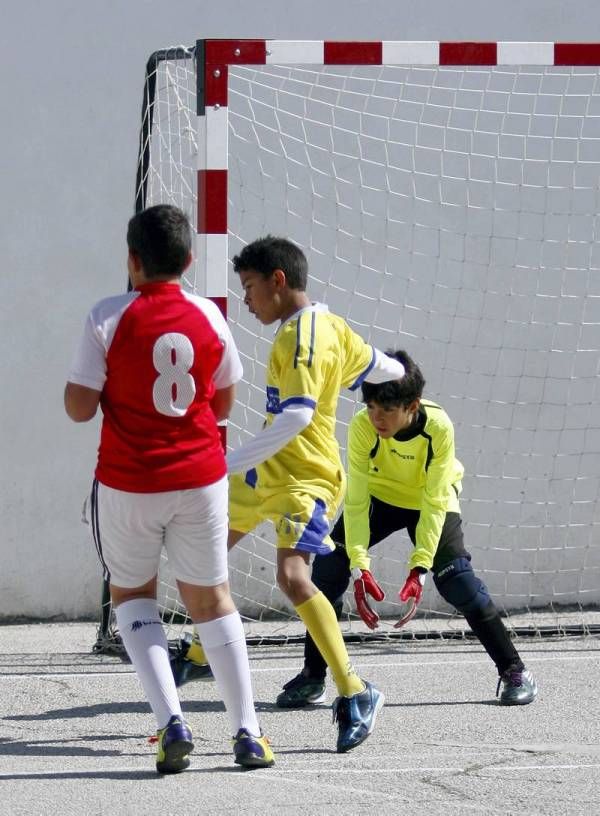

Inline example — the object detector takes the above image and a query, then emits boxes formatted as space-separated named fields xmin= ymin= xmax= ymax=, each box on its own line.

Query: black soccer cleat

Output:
xmin=332 ymin=680 xmax=384 ymax=753
xmin=497 ymin=667 xmax=538 ymax=705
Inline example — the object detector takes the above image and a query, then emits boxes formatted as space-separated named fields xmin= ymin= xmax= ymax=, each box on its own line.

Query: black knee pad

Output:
xmin=433 ymin=557 xmax=491 ymax=615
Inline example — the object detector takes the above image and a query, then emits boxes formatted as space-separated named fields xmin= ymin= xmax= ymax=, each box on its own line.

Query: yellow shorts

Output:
xmin=229 ymin=471 xmax=341 ymax=554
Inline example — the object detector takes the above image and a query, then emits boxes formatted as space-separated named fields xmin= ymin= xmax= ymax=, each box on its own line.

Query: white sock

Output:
xmin=195 ymin=612 xmax=260 ymax=737
xmin=115 ymin=598 xmax=182 ymax=730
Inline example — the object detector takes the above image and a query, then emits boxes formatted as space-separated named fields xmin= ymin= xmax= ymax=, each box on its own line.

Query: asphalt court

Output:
xmin=0 ymin=623 xmax=598 ymax=815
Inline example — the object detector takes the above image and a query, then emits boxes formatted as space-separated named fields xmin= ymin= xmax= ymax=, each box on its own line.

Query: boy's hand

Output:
xmin=352 ymin=568 xmax=385 ymax=630
xmin=395 ymin=568 xmax=427 ymax=629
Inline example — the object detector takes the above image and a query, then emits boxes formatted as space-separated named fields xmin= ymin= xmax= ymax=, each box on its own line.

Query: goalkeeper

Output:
xmin=276 ymin=349 xmax=538 ymax=709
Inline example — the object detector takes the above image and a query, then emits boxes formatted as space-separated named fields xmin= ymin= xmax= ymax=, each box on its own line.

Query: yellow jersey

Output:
xmin=344 ymin=402 xmax=464 ymax=571
xmin=251 ymin=304 xmax=374 ymax=503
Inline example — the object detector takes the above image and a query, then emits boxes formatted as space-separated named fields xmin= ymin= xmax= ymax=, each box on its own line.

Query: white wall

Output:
xmin=1 ymin=0 xmax=598 ymax=619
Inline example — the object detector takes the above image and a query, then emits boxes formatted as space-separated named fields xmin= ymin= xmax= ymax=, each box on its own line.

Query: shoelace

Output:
xmin=496 ymin=670 xmax=523 ymax=696
xmin=332 ymin=697 xmax=351 ymax=725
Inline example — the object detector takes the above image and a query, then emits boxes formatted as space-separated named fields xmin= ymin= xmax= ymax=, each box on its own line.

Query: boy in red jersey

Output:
xmin=64 ymin=205 xmax=274 ymax=773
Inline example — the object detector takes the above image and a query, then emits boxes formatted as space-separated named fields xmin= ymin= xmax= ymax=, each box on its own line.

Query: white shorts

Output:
xmin=89 ymin=477 xmax=229 ymax=588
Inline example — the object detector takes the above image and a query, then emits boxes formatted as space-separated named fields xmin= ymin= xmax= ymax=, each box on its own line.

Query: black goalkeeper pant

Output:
xmin=303 ymin=496 xmax=523 ymax=680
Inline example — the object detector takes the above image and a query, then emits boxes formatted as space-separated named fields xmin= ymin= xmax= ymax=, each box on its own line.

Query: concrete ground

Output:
xmin=0 ymin=622 xmax=598 ymax=815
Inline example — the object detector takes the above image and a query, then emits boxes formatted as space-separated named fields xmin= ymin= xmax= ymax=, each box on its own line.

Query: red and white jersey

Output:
xmin=68 ymin=282 xmax=242 ymax=492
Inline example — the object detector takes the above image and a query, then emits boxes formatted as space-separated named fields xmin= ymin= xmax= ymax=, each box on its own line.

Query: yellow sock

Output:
xmin=295 ymin=592 xmax=363 ymax=697
xmin=186 ymin=636 xmax=208 ymax=665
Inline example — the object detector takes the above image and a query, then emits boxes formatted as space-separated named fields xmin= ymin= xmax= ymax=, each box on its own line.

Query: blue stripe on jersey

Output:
xmin=294 ymin=314 xmax=302 ymax=368
xmin=295 ymin=498 xmax=332 ymax=555
xmin=307 ymin=311 xmax=316 ymax=368
xmin=348 ymin=346 xmax=376 ymax=391
xmin=280 ymin=396 xmax=317 ymax=410
xmin=244 ymin=468 xmax=258 ymax=488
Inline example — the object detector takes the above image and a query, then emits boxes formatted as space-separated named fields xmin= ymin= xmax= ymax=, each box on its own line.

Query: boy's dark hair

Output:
xmin=232 ymin=235 xmax=308 ymax=290
xmin=127 ymin=204 xmax=191 ymax=279
xmin=361 ymin=350 xmax=425 ymax=407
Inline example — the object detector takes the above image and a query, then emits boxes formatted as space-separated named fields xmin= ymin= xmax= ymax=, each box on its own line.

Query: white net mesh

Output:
xmin=100 ymin=48 xmax=600 ymax=649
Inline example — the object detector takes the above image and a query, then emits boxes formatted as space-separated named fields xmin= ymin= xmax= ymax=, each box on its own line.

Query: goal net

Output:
xmin=96 ymin=40 xmax=600 ymax=651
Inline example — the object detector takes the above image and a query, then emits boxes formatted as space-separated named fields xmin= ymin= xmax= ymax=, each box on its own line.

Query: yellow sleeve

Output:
xmin=339 ymin=321 xmax=375 ymax=392
xmin=409 ymin=420 xmax=456 ymax=571
xmin=343 ymin=413 xmax=375 ymax=570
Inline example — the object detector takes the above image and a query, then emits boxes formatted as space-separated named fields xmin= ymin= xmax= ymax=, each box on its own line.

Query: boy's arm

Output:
xmin=206 ymin=300 xmax=244 ymax=392
xmin=343 ymin=415 xmax=374 ymax=571
xmin=363 ymin=347 xmax=405 ymax=384
xmin=345 ymin=415 xmax=387 ymax=629
xmin=226 ymin=402 xmax=314 ymax=474
xmin=65 ymin=311 xmax=106 ymax=423
xmin=342 ymin=325 xmax=405 ymax=392
xmin=64 ymin=383 xmax=101 ymax=422
xmin=395 ymin=425 xmax=457 ymax=627
xmin=409 ymin=423 xmax=456 ymax=571
xmin=210 ymin=384 xmax=236 ymax=423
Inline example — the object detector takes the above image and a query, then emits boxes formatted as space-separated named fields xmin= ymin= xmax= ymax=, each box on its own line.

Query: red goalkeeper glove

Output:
xmin=395 ymin=568 xmax=427 ymax=629
xmin=352 ymin=568 xmax=386 ymax=630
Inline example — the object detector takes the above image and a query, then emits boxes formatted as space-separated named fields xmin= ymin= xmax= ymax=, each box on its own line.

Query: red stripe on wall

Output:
xmin=197 ymin=170 xmax=227 ymax=234
xmin=439 ymin=42 xmax=497 ymax=65
xmin=205 ymin=39 xmax=267 ymax=64
xmin=554 ymin=43 xmax=600 ymax=65
xmin=324 ymin=41 xmax=382 ymax=64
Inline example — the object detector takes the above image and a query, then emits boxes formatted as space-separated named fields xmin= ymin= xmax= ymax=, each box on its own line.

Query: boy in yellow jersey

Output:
xmin=173 ymin=235 xmax=405 ymax=753
xmin=277 ymin=349 xmax=538 ymax=708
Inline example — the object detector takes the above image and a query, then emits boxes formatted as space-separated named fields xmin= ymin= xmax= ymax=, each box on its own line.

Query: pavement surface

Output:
xmin=0 ymin=622 xmax=598 ymax=815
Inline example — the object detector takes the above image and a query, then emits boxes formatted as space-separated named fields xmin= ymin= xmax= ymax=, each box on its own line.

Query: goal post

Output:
xmin=95 ymin=39 xmax=600 ymax=653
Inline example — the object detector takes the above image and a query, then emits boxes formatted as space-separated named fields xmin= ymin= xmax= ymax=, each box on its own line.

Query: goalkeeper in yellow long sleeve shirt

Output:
xmin=276 ymin=349 xmax=538 ymax=709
